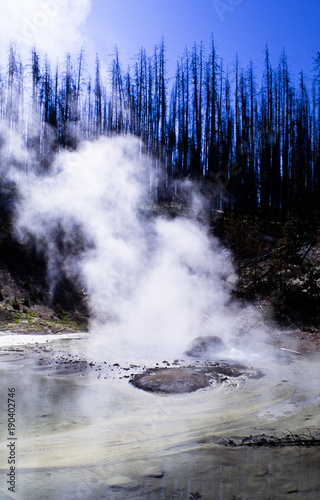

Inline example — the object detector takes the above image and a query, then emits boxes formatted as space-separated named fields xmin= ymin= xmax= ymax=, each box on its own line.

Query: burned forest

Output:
xmin=0 ymin=40 xmax=320 ymax=332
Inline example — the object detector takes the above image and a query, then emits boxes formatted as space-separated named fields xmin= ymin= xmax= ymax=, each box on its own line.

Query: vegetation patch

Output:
xmin=1 ymin=306 xmax=88 ymax=334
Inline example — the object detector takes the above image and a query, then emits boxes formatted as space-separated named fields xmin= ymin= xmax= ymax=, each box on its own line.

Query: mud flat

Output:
xmin=130 ymin=363 xmax=263 ymax=394
xmin=0 ymin=332 xmax=319 ymax=499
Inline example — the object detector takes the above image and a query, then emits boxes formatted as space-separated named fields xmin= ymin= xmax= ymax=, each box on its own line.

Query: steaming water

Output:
xmin=13 ymin=136 xmax=239 ymax=357
xmin=0 ymin=334 xmax=319 ymax=500
xmin=1 ymin=137 xmax=319 ymax=498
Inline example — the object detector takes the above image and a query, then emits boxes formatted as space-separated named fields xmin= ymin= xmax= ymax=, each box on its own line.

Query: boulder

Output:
xmin=184 ymin=335 xmax=226 ymax=358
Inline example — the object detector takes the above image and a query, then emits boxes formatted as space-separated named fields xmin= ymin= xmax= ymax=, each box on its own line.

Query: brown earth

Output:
xmin=0 ymin=265 xmax=88 ymax=335
xmin=212 ymin=211 xmax=320 ymax=352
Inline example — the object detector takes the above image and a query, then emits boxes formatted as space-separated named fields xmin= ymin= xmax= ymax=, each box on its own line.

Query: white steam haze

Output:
xmin=11 ymin=136 xmax=266 ymax=359
xmin=1 ymin=0 xmax=91 ymax=60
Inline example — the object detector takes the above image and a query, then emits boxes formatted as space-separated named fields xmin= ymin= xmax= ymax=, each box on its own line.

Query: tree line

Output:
xmin=1 ymin=39 xmax=320 ymax=218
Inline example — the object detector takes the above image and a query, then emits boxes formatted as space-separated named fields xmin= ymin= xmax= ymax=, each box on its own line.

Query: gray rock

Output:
xmin=130 ymin=362 xmax=263 ymax=394
xmin=145 ymin=466 xmax=165 ymax=478
xmin=184 ymin=335 xmax=226 ymax=358
xmin=130 ymin=367 xmax=211 ymax=394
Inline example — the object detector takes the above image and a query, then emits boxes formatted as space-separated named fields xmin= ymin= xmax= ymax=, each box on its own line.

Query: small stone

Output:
xmin=108 ymin=476 xmax=139 ymax=490
xmin=145 ymin=466 xmax=165 ymax=479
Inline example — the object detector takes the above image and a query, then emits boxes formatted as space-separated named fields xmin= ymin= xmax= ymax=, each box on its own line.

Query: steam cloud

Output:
xmin=2 ymin=0 xmax=91 ymax=61
xmin=13 ymin=136 xmax=254 ymax=358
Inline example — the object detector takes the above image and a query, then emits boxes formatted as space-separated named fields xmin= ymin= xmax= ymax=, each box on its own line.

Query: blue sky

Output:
xmin=2 ymin=0 xmax=320 ymax=84
xmin=84 ymin=0 xmax=320 ymax=82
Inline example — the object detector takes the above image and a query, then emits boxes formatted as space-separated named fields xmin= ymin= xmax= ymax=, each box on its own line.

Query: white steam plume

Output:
xmin=14 ymin=136 xmax=260 ymax=357
xmin=2 ymin=0 xmax=91 ymax=61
